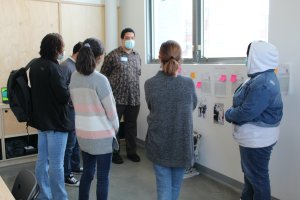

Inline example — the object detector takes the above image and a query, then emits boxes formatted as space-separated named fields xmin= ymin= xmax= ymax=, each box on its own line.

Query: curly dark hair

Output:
xmin=39 ymin=33 xmax=64 ymax=60
xmin=76 ymin=38 xmax=104 ymax=76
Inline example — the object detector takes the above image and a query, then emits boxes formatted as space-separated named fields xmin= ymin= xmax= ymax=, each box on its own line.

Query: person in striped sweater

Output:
xmin=69 ymin=38 xmax=119 ymax=200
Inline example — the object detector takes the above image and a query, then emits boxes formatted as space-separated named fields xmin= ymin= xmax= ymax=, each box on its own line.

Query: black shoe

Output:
xmin=112 ymin=153 xmax=124 ymax=164
xmin=65 ymin=175 xmax=80 ymax=187
xmin=127 ymin=153 xmax=141 ymax=162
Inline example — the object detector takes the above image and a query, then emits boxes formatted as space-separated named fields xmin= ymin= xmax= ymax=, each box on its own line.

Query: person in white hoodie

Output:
xmin=225 ymin=41 xmax=283 ymax=200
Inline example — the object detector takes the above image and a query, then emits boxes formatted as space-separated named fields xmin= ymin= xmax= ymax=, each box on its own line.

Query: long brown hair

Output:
xmin=159 ymin=40 xmax=182 ymax=76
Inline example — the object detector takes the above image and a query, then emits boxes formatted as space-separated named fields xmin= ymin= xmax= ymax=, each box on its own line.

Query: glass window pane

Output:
xmin=203 ymin=0 xmax=269 ymax=58
xmin=152 ymin=0 xmax=193 ymax=59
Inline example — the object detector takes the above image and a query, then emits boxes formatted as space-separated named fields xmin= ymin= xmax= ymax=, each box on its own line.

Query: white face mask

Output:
xmin=57 ymin=51 xmax=65 ymax=61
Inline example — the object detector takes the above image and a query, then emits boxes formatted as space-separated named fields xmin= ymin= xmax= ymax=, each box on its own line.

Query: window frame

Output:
xmin=147 ymin=0 xmax=250 ymax=64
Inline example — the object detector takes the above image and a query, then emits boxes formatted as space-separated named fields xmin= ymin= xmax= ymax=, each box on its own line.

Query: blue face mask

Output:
xmin=125 ymin=40 xmax=135 ymax=49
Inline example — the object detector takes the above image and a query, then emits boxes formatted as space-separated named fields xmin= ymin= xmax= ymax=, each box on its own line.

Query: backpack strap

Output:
xmin=24 ymin=58 xmax=38 ymax=145
xmin=24 ymin=58 xmax=38 ymax=71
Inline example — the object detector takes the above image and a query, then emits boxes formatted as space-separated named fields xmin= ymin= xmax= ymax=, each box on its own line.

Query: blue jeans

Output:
xmin=153 ymin=164 xmax=185 ymax=200
xmin=79 ymin=151 xmax=112 ymax=200
xmin=64 ymin=129 xmax=81 ymax=177
xmin=35 ymin=131 xmax=68 ymax=200
xmin=239 ymin=143 xmax=275 ymax=200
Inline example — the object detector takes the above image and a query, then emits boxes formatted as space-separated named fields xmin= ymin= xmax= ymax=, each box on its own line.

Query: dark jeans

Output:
xmin=239 ymin=143 xmax=275 ymax=200
xmin=79 ymin=151 xmax=112 ymax=200
xmin=116 ymin=105 xmax=140 ymax=155
xmin=64 ymin=130 xmax=81 ymax=177
xmin=64 ymin=109 xmax=81 ymax=177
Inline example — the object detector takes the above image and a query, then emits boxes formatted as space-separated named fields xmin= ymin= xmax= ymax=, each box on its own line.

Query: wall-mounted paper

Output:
xmin=196 ymin=82 xmax=202 ymax=89
xmin=219 ymin=74 xmax=227 ymax=82
xmin=198 ymin=97 xmax=207 ymax=118
xmin=277 ymin=64 xmax=290 ymax=95
xmin=230 ymin=74 xmax=237 ymax=83
xmin=191 ymin=72 xmax=197 ymax=80
xmin=214 ymin=73 xmax=226 ymax=97
xmin=178 ymin=66 xmax=182 ymax=74
xmin=200 ymin=73 xmax=211 ymax=95
xmin=213 ymin=103 xmax=224 ymax=125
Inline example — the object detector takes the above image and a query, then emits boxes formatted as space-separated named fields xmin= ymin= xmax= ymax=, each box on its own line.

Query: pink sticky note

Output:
xmin=219 ymin=75 xmax=227 ymax=82
xmin=196 ymin=81 xmax=202 ymax=89
xmin=178 ymin=66 xmax=182 ymax=73
xmin=230 ymin=74 xmax=237 ymax=83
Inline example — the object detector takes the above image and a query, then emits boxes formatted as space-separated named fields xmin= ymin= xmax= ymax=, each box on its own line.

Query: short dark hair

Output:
xmin=76 ymin=38 xmax=104 ymax=76
xmin=246 ymin=43 xmax=252 ymax=57
xmin=73 ymin=42 xmax=83 ymax=54
xmin=120 ymin=27 xmax=135 ymax=39
xmin=39 ymin=33 xmax=64 ymax=60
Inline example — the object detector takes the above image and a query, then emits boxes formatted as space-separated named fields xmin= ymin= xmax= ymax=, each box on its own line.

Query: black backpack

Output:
xmin=7 ymin=59 xmax=36 ymax=123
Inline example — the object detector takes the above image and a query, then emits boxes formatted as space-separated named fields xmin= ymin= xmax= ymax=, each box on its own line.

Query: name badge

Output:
xmin=120 ymin=56 xmax=128 ymax=62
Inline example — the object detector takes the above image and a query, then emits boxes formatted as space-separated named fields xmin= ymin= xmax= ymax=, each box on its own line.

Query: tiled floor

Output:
xmin=0 ymin=146 xmax=240 ymax=200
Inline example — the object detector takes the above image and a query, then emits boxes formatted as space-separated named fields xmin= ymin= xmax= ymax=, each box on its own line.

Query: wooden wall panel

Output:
xmin=2 ymin=108 xmax=37 ymax=136
xmin=0 ymin=0 xmax=59 ymax=88
xmin=61 ymin=3 xmax=105 ymax=58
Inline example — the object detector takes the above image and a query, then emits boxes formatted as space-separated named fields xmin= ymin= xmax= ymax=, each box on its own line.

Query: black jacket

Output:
xmin=29 ymin=58 xmax=73 ymax=132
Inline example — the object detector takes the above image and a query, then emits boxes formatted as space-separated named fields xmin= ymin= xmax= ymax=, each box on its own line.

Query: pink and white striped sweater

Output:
xmin=70 ymin=71 xmax=119 ymax=155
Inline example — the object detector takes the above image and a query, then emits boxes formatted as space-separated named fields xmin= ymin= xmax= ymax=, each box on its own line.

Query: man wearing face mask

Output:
xmin=101 ymin=27 xmax=141 ymax=164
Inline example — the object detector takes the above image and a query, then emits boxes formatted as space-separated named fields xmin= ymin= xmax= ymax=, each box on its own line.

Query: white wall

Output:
xmin=267 ymin=0 xmax=300 ymax=199
xmin=120 ymin=0 xmax=300 ymax=199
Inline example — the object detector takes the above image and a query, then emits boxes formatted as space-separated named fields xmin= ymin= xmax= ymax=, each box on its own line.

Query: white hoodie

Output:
xmin=246 ymin=41 xmax=278 ymax=75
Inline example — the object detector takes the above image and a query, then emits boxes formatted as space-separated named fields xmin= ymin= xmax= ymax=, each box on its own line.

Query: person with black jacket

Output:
xmin=29 ymin=33 xmax=73 ymax=200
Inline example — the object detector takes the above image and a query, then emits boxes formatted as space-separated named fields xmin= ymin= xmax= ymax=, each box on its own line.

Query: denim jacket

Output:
xmin=225 ymin=70 xmax=283 ymax=127
xmin=225 ymin=41 xmax=283 ymax=147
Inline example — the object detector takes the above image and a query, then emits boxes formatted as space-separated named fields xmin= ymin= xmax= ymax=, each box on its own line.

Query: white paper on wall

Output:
xmin=200 ymin=73 xmax=211 ymax=95
xmin=214 ymin=73 xmax=227 ymax=97
xmin=277 ymin=64 xmax=290 ymax=95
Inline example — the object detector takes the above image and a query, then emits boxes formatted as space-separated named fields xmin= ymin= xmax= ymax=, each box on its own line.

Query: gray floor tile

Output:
xmin=0 ymin=146 xmax=240 ymax=200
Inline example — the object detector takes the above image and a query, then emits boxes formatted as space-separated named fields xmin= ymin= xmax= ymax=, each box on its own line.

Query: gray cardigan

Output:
xmin=144 ymin=71 xmax=197 ymax=168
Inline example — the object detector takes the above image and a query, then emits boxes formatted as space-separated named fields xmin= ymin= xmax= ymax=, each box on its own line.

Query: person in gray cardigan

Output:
xmin=144 ymin=40 xmax=197 ymax=200
xmin=61 ymin=42 xmax=83 ymax=187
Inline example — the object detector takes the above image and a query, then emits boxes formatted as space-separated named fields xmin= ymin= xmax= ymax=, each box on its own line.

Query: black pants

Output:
xmin=116 ymin=104 xmax=140 ymax=155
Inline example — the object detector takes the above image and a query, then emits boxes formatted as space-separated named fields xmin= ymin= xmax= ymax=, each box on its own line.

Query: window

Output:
xmin=147 ymin=0 xmax=269 ymax=63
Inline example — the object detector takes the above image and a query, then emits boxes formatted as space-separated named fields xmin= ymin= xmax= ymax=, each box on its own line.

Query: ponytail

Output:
xmin=76 ymin=44 xmax=96 ymax=75
xmin=162 ymin=58 xmax=179 ymax=76
xmin=76 ymin=38 xmax=104 ymax=76
xmin=159 ymin=40 xmax=182 ymax=76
